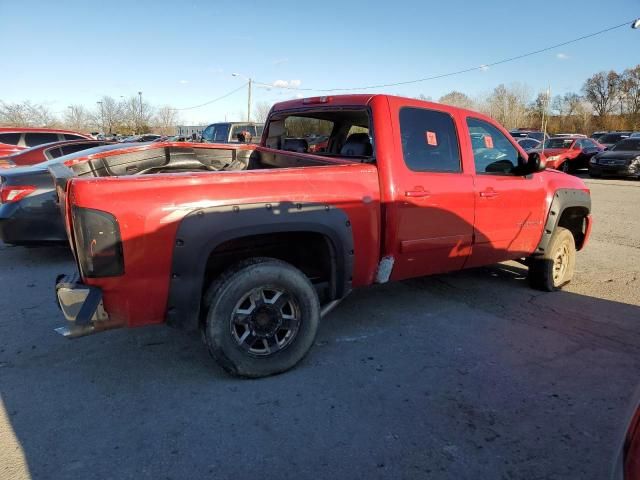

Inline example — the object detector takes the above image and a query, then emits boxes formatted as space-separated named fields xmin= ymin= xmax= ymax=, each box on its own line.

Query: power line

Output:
xmin=257 ymin=19 xmax=637 ymax=92
xmin=171 ymin=82 xmax=248 ymax=110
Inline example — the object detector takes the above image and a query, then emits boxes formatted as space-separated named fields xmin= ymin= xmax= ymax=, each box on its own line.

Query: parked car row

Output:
xmin=529 ymin=136 xmax=604 ymax=173
xmin=0 ymin=127 xmax=92 ymax=156
xmin=508 ymin=128 xmax=640 ymax=179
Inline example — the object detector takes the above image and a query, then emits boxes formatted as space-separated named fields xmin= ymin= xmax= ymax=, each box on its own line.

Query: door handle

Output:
xmin=405 ymin=188 xmax=431 ymax=198
xmin=479 ymin=190 xmax=499 ymax=198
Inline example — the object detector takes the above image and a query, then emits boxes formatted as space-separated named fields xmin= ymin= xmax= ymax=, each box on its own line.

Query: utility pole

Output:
xmin=247 ymin=78 xmax=252 ymax=122
xmin=97 ymin=101 xmax=104 ymax=134
xmin=540 ymin=86 xmax=550 ymax=156
xmin=232 ymin=73 xmax=252 ymax=122
xmin=138 ymin=91 xmax=143 ymax=133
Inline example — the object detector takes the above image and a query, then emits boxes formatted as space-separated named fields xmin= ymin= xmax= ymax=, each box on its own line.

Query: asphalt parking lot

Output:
xmin=1 ymin=176 xmax=639 ymax=480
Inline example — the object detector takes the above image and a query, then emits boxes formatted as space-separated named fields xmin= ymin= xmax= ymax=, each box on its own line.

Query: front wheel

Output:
xmin=203 ymin=258 xmax=320 ymax=378
xmin=528 ymin=227 xmax=576 ymax=291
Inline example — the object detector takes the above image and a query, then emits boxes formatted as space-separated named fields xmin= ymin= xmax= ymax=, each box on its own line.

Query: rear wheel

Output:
xmin=560 ymin=161 xmax=572 ymax=173
xmin=528 ymin=227 xmax=576 ymax=291
xmin=203 ymin=258 xmax=320 ymax=378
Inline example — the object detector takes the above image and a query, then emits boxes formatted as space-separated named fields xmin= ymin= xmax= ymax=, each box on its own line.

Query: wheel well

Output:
xmin=558 ymin=206 xmax=589 ymax=250
xmin=202 ymin=231 xmax=337 ymax=307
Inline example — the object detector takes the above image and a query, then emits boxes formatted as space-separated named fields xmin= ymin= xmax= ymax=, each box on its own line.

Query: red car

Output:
xmin=51 ymin=94 xmax=592 ymax=377
xmin=0 ymin=127 xmax=91 ymax=157
xmin=0 ymin=139 xmax=111 ymax=168
xmin=531 ymin=136 xmax=604 ymax=172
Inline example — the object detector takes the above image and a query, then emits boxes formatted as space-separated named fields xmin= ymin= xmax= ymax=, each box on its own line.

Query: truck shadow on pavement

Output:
xmin=1 ymin=242 xmax=640 ymax=479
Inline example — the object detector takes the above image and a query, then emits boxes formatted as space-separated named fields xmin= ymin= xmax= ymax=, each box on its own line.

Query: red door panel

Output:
xmin=381 ymin=99 xmax=475 ymax=281
xmin=463 ymin=116 xmax=546 ymax=268
xmin=390 ymin=175 xmax=475 ymax=279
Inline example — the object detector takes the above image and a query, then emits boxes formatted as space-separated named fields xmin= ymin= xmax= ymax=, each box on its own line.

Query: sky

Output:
xmin=0 ymin=0 xmax=639 ymax=125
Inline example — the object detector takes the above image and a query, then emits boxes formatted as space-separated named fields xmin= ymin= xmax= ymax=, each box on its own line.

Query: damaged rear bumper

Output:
xmin=55 ymin=274 xmax=111 ymax=338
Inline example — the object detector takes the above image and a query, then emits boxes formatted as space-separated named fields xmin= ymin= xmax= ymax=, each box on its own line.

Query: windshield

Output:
xmin=201 ymin=123 xmax=231 ymax=143
xmin=543 ymin=138 xmax=575 ymax=149
xmin=611 ymin=139 xmax=640 ymax=151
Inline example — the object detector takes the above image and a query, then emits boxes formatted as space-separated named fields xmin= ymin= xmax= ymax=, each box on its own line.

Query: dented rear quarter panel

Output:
xmin=68 ymin=163 xmax=381 ymax=328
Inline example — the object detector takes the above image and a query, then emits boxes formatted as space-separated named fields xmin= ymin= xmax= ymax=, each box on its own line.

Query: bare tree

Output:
xmin=620 ymin=65 xmax=640 ymax=129
xmin=154 ymin=106 xmax=180 ymax=135
xmin=551 ymin=93 xmax=581 ymax=117
xmin=485 ymin=83 xmax=531 ymax=129
xmin=0 ymin=101 xmax=57 ymax=127
xmin=120 ymin=96 xmax=154 ymax=133
xmin=65 ymin=105 xmax=92 ymax=132
xmin=582 ymin=71 xmax=620 ymax=126
xmin=93 ymin=96 xmax=124 ymax=134
xmin=253 ymin=101 xmax=272 ymax=123
xmin=438 ymin=91 xmax=475 ymax=110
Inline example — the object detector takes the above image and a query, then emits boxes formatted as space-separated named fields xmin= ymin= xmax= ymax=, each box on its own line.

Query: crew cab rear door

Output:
xmin=383 ymin=98 xmax=475 ymax=280
xmin=462 ymin=116 xmax=547 ymax=267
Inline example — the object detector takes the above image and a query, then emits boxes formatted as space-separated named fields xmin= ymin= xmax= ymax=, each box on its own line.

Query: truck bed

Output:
xmin=63 ymin=143 xmax=361 ymax=178
xmin=50 ymin=143 xmax=382 ymax=329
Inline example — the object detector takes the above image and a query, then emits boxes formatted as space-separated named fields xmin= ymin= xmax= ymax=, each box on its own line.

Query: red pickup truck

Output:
xmin=50 ymin=94 xmax=592 ymax=377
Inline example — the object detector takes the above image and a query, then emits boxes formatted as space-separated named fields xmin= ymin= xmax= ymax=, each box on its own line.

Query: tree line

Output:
xmin=425 ymin=64 xmax=640 ymax=134
xmin=0 ymin=95 xmax=181 ymax=135
xmin=2 ymin=64 xmax=639 ymax=136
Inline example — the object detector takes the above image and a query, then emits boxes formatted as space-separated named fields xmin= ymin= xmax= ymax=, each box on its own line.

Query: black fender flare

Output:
xmin=165 ymin=202 xmax=354 ymax=330
xmin=535 ymin=188 xmax=591 ymax=255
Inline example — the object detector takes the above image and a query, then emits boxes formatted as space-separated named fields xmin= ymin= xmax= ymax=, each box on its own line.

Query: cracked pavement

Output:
xmin=1 ymin=176 xmax=639 ymax=479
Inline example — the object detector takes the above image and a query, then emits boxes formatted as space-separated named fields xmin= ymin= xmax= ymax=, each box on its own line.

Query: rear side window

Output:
xmin=25 ymin=132 xmax=59 ymax=147
xmin=467 ymin=118 xmax=520 ymax=175
xmin=0 ymin=133 xmax=21 ymax=145
xmin=60 ymin=143 xmax=101 ymax=156
xmin=63 ymin=134 xmax=86 ymax=141
xmin=47 ymin=147 xmax=64 ymax=158
xmin=399 ymin=107 xmax=461 ymax=172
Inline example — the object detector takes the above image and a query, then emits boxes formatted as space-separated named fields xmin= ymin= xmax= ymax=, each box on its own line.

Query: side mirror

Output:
xmin=526 ymin=152 xmax=546 ymax=173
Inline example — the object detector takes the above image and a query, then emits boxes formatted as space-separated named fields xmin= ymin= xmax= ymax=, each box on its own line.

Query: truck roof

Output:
xmin=270 ymin=94 xmax=493 ymax=122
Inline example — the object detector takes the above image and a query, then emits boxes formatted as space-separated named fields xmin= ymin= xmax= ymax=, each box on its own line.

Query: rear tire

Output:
xmin=203 ymin=257 xmax=320 ymax=378
xmin=560 ymin=161 xmax=572 ymax=173
xmin=528 ymin=227 xmax=576 ymax=291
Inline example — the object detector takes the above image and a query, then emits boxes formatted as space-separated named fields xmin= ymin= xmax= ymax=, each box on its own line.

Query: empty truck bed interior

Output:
xmin=68 ymin=145 xmax=361 ymax=177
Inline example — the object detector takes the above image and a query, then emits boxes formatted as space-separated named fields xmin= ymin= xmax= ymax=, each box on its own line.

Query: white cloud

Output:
xmin=556 ymin=53 xmax=569 ymax=60
xmin=179 ymin=80 xmax=189 ymax=84
xmin=273 ymin=58 xmax=289 ymax=66
xmin=272 ymin=79 xmax=302 ymax=89
xmin=479 ymin=64 xmax=489 ymax=72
